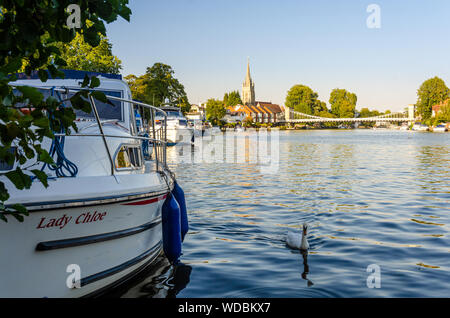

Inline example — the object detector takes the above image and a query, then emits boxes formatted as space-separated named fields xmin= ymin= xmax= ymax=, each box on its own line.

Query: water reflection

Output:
xmin=300 ymin=251 xmax=314 ymax=287
xmin=166 ymin=263 xmax=193 ymax=298
xmin=109 ymin=131 xmax=450 ymax=298
xmin=101 ymin=257 xmax=192 ymax=298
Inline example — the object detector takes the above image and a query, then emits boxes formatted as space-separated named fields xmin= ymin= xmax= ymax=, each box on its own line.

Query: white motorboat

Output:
xmin=433 ymin=124 xmax=447 ymax=132
xmin=155 ymin=106 xmax=194 ymax=146
xmin=412 ymin=123 xmax=429 ymax=131
xmin=192 ymin=120 xmax=205 ymax=138
xmin=400 ymin=124 xmax=409 ymax=131
xmin=0 ymin=72 xmax=187 ymax=297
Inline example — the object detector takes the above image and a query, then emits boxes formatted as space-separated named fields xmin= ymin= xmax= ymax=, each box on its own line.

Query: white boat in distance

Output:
xmin=0 ymin=74 xmax=178 ymax=297
xmin=412 ymin=123 xmax=429 ymax=132
xmin=433 ymin=124 xmax=448 ymax=132
xmin=155 ymin=106 xmax=194 ymax=146
xmin=400 ymin=125 xmax=409 ymax=131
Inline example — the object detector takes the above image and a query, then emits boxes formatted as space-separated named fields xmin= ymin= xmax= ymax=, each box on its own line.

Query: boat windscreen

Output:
xmin=12 ymin=88 xmax=123 ymax=121
xmin=158 ymin=110 xmax=183 ymax=118
xmin=69 ymin=90 xmax=123 ymax=121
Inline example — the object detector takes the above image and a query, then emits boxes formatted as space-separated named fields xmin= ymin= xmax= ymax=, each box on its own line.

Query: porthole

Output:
xmin=115 ymin=145 xmax=143 ymax=170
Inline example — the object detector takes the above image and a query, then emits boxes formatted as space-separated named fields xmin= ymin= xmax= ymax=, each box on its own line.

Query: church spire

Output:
xmin=242 ymin=58 xmax=255 ymax=105
xmin=244 ymin=57 xmax=252 ymax=86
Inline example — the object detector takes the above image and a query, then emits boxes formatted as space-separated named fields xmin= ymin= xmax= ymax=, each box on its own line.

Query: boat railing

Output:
xmin=11 ymin=85 xmax=169 ymax=175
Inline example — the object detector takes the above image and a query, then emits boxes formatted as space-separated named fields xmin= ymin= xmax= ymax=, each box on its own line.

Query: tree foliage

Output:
xmin=205 ymin=98 xmax=226 ymax=125
xmin=312 ymin=100 xmax=328 ymax=116
xmin=437 ymin=100 xmax=450 ymax=123
xmin=124 ymin=74 xmax=146 ymax=101
xmin=56 ymin=33 xmax=122 ymax=74
xmin=285 ymin=85 xmax=323 ymax=115
xmin=359 ymin=107 xmax=381 ymax=118
xmin=124 ymin=63 xmax=190 ymax=113
xmin=329 ymin=89 xmax=357 ymax=118
xmin=224 ymin=91 xmax=242 ymax=107
xmin=416 ymin=77 xmax=449 ymax=120
xmin=0 ymin=0 xmax=131 ymax=222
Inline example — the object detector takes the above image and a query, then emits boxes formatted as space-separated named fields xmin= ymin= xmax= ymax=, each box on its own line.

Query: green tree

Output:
xmin=329 ymin=89 xmax=357 ymax=118
xmin=224 ymin=90 xmax=242 ymax=107
xmin=206 ymin=99 xmax=226 ymax=125
xmin=359 ymin=107 xmax=372 ymax=118
xmin=0 ymin=1 xmax=131 ymax=222
xmin=285 ymin=85 xmax=319 ymax=115
xmin=359 ymin=107 xmax=381 ymax=118
xmin=437 ymin=100 xmax=450 ymax=123
xmin=316 ymin=110 xmax=336 ymax=128
xmin=124 ymin=63 xmax=190 ymax=112
xmin=178 ymin=96 xmax=191 ymax=115
xmin=312 ymin=100 xmax=328 ymax=116
xmin=56 ymin=33 xmax=122 ymax=74
xmin=124 ymin=74 xmax=147 ymax=101
xmin=416 ymin=77 xmax=449 ymax=120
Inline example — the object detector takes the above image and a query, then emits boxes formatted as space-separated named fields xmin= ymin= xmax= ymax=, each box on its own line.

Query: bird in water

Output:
xmin=286 ymin=223 xmax=309 ymax=251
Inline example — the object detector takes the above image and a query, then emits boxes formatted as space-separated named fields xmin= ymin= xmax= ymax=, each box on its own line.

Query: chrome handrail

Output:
xmin=10 ymin=85 xmax=169 ymax=174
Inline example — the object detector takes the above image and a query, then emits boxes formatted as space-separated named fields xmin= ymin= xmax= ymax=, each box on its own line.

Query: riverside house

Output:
xmin=225 ymin=102 xmax=284 ymax=124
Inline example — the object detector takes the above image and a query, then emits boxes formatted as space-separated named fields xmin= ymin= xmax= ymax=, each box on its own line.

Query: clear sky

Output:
xmin=106 ymin=0 xmax=450 ymax=112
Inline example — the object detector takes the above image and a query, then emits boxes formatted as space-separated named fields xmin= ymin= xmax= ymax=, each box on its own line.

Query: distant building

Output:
xmin=185 ymin=104 xmax=206 ymax=121
xmin=242 ymin=59 xmax=256 ymax=106
xmin=237 ymin=59 xmax=284 ymax=123
xmin=224 ymin=105 xmax=246 ymax=123
xmin=432 ymin=99 xmax=449 ymax=117
xmin=224 ymin=102 xmax=283 ymax=124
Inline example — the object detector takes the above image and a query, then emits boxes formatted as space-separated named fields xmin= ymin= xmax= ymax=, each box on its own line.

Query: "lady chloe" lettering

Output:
xmin=36 ymin=211 xmax=107 ymax=230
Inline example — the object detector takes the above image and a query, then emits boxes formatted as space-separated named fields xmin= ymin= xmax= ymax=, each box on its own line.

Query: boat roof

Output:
xmin=16 ymin=69 xmax=122 ymax=80
xmin=160 ymin=106 xmax=182 ymax=112
xmin=13 ymin=76 xmax=130 ymax=96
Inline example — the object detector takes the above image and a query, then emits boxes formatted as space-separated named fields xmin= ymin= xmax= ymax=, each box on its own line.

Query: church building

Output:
xmin=236 ymin=59 xmax=283 ymax=123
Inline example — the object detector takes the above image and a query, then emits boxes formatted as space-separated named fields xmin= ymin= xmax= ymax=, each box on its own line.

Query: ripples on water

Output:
xmin=117 ymin=130 xmax=450 ymax=298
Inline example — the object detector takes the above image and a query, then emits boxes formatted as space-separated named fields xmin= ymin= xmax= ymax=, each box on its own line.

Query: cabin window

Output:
xmin=115 ymin=145 xmax=143 ymax=170
xmin=69 ymin=90 xmax=123 ymax=121
xmin=13 ymin=88 xmax=123 ymax=121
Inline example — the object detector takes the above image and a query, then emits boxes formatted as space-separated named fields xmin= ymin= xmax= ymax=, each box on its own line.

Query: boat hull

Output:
xmin=433 ymin=127 xmax=447 ymax=132
xmin=0 ymin=190 xmax=168 ymax=298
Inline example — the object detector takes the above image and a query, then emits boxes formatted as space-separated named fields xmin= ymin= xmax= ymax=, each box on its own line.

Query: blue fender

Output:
xmin=172 ymin=181 xmax=189 ymax=242
xmin=162 ymin=193 xmax=182 ymax=264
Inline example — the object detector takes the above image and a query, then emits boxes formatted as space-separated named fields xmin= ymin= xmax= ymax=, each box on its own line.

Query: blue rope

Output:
xmin=38 ymin=88 xmax=78 ymax=178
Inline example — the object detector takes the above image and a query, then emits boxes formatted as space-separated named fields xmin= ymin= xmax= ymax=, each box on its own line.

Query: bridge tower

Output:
xmin=408 ymin=104 xmax=415 ymax=126
xmin=284 ymin=106 xmax=291 ymax=121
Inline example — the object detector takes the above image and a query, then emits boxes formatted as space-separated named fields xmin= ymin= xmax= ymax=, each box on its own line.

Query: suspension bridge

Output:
xmin=281 ymin=105 xmax=416 ymax=124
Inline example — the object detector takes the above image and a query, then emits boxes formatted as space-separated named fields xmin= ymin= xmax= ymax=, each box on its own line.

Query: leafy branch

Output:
xmin=0 ymin=0 xmax=131 ymax=222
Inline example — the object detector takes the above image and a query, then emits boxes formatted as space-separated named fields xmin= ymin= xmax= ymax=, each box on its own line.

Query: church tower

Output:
xmin=242 ymin=59 xmax=255 ymax=106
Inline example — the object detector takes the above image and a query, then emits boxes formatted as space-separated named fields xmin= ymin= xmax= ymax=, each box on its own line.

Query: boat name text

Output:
xmin=36 ymin=211 xmax=107 ymax=229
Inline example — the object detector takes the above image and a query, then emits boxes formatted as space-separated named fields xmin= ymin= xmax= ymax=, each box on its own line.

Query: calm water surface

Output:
xmin=117 ymin=130 xmax=450 ymax=298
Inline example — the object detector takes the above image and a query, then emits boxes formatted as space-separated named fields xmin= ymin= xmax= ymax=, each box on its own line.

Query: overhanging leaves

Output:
xmin=0 ymin=0 xmax=132 ymax=222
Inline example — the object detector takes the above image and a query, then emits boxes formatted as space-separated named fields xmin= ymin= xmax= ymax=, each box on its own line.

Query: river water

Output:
xmin=115 ymin=130 xmax=450 ymax=298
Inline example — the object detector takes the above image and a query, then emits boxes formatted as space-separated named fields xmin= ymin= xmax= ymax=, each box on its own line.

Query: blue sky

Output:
xmin=106 ymin=0 xmax=450 ymax=112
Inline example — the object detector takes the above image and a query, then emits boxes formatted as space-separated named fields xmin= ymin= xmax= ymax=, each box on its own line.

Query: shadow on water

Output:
xmin=100 ymin=255 xmax=192 ymax=298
